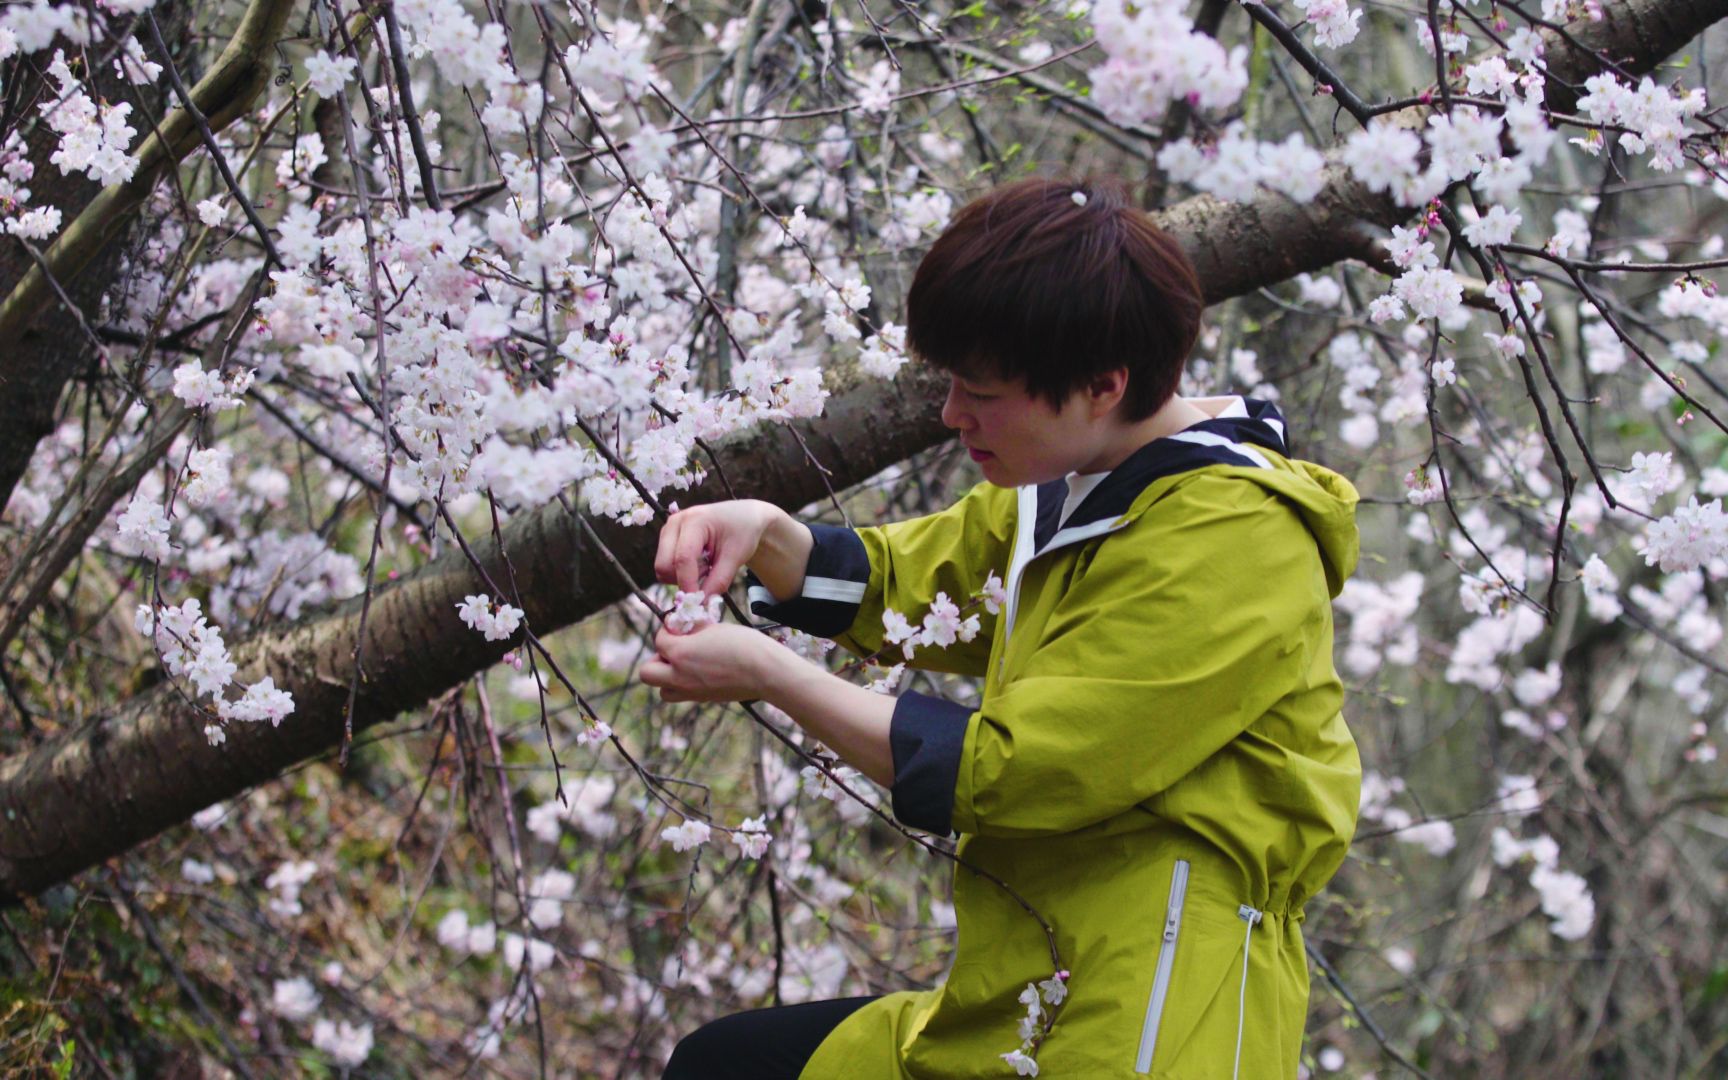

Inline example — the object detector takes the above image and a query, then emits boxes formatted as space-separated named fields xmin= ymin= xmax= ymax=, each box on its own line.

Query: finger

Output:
xmin=653 ymin=516 xmax=687 ymax=585
xmin=672 ymin=522 xmax=711 ymax=593
xmin=638 ymin=657 xmax=676 ymax=688
xmin=702 ymin=538 xmax=748 ymax=598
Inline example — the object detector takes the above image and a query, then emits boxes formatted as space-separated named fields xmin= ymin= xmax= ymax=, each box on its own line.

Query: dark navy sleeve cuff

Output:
xmin=889 ymin=690 xmax=972 ymax=835
xmin=746 ymin=523 xmax=871 ymax=637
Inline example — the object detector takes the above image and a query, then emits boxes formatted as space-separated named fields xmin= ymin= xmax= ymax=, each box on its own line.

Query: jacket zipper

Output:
xmin=1232 ymin=904 xmax=1264 ymax=1080
xmin=1135 ymin=858 xmax=1191 ymax=1074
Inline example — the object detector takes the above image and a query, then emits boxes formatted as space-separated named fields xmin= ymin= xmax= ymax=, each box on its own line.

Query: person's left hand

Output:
xmin=638 ymin=622 xmax=785 ymax=703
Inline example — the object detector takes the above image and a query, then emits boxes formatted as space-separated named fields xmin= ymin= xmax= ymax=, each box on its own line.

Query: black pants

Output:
xmin=661 ymin=996 xmax=879 ymax=1079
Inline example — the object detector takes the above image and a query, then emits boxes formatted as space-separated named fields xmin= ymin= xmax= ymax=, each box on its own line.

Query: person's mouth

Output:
xmin=966 ymin=446 xmax=994 ymax=462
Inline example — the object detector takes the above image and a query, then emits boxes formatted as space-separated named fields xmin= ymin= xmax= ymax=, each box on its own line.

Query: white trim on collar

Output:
xmin=1164 ymin=428 xmax=1274 ymax=470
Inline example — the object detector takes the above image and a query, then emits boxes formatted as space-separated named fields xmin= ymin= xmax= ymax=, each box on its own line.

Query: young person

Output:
xmin=644 ymin=178 xmax=1361 ymax=1079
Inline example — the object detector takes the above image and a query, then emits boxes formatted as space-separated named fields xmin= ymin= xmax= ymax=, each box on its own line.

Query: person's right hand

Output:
xmin=653 ymin=500 xmax=775 ymax=598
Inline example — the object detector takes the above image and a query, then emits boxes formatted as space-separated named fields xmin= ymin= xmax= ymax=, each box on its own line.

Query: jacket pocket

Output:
xmin=1134 ymin=858 xmax=1190 ymax=1074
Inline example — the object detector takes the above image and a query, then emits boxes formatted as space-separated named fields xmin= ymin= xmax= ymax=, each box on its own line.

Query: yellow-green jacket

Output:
xmin=750 ymin=398 xmax=1361 ymax=1078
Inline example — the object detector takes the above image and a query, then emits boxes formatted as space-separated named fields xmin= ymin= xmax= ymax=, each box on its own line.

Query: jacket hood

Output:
xmin=1036 ymin=396 xmax=1361 ymax=596
xmin=1241 ymin=454 xmax=1361 ymax=597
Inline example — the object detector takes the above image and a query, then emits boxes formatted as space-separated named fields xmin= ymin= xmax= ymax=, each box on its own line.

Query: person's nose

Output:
xmin=940 ymin=381 xmax=971 ymax=432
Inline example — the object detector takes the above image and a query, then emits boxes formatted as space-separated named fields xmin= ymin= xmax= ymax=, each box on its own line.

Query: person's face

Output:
xmin=940 ymin=371 xmax=1112 ymax=488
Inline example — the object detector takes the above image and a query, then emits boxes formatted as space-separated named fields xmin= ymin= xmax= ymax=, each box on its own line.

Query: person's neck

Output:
xmin=1076 ymin=394 xmax=1213 ymax=475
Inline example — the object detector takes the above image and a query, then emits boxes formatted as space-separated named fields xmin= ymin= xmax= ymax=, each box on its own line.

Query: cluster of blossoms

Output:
xmin=1402 ymin=464 xmax=1444 ymax=507
xmin=0 ymin=152 xmax=58 ymax=240
xmin=882 ymin=593 xmax=981 ymax=660
xmin=267 ymin=967 xmax=373 ymax=1064
xmin=115 ymin=492 xmax=173 ymax=561
xmin=1281 ymin=0 xmax=1362 ymax=49
xmin=264 ymin=859 xmax=317 ymax=918
xmin=171 ymin=359 xmax=254 ymax=410
xmin=660 ymin=817 xmax=713 ymax=853
xmin=270 ymin=972 xmax=373 ymax=1066
xmin=1445 ymin=590 xmax=1546 ymax=694
xmin=457 ymin=594 xmax=526 ymax=642
xmin=665 ymin=590 xmax=723 ymax=634
xmin=1497 ymin=663 xmax=1569 ymax=741
xmin=659 ymin=812 xmax=775 ymax=860
xmin=1574 ymin=73 xmax=1708 ymax=171
xmin=880 ymin=574 xmax=1004 ymax=662
xmin=858 ymin=324 xmax=909 ymax=379
xmin=729 ymin=816 xmax=774 ymax=860
xmin=181 ymin=448 xmax=232 ymax=508
xmin=1658 ymin=276 xmax=1728 ymax=353
xmin=312 ymin=1019 xmax=376 ymax=1069
xmin=1359 ymin=772 xmax=1457 ymax=858
xmin=1092 ymin=0 xmax=1340 ymax=205
xmin=800 ymin=760 xmax=871 ymax=824
xmin=1639 ymin=497 xmax=1728 ymax=573
xmin=1158 ymin=127 xmax=1328 ymax=203
xmin=1490 ymin=778 xmax=1595 ymax=940
xmin=852 ymin=58 xmax=901 ymax=115
xmin=209 ymin=530 xmax=363 ymax=624
xmin=1333 ymin=571 xmax=1423 ymax=677
xmin=132 ymin=599 xmax=294 ymax=741
xmin=1090 ymin=0 xmax=1250 ymax=125
xmin=573 ymin=718 xmax=615 ymax=750
xmin=435 ymin=908 xmax=501 ymax=957
xmin=0 ymin=1 xmax=91 ymax=62
xmin=564 ymin=10 xmax=660 ymax=96
xmin=159 ymin=8 xmax=934 ymax=561
xmin=436 ymin=905 xmax=558 ymax=1054
xmin=999 ymin=972 xmax=1069 ymax=1076
xmin=503 ymin=932 xmax=559 ymax=974
xmin=526 ymin=777 xmax=620 ymax=842
xmin=526 ymin=869 xmax=577 ymax=929
xmin=39 ymin=50 xmax=139 ymax=186
xmin=1683 ymin=721 xmax=1719 ymax=765
xmin=302 ymin=50 xmax=356 ymax=98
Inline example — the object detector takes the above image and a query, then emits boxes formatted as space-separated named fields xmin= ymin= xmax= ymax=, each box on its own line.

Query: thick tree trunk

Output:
xmin=0 ymin=0 xmax=1720 ymax=903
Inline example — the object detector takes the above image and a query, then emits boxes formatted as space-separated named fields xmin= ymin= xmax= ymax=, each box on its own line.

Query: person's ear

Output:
xmin=1087 ymin=368 xmax=1130 ymax=418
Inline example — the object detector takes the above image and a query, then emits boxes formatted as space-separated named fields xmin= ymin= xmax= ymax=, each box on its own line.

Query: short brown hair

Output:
xmin=905 ymin=177 xmax=1203 ymax=421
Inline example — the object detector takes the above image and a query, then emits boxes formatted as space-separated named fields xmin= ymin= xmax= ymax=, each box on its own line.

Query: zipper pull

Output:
xmin=1163 ymin=910 xmax=1180 ymax=942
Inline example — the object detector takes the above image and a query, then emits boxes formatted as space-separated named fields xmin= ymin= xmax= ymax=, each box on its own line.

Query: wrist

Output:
xmin=755 ymin=502 xmax=796 ymax=555
xmin=751 ymin=632 xmax=794 ymax=702
xmin=748 ymin=504 xmax=813 ymax=601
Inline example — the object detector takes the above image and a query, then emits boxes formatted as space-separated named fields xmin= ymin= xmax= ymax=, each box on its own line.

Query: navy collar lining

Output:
xmin=1030 ymin=398 xmax=1289 ymax=549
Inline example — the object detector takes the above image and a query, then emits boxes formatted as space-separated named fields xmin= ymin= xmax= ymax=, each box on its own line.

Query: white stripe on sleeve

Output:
xmin=801 ymin=576 xmax=868 ymax=603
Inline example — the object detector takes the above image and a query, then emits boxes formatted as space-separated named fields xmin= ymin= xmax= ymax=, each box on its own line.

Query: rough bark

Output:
xmin=0 ymin=0 xmax=1720 ymax=903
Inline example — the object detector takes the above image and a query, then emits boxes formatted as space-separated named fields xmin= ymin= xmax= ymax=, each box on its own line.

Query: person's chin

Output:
xmin=976 ymin=458 xmax=1020 ymax=487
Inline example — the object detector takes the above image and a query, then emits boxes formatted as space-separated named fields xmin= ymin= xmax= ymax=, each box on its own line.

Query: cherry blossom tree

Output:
xmin=1 ymin=0 xmax=1726 ymax=1074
